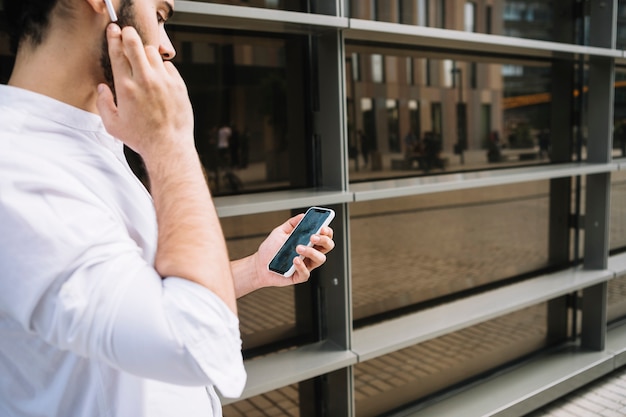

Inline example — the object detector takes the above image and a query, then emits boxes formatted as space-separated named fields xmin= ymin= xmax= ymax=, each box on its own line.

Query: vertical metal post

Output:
xmin=546 ymin=0 xmax=576 ymax=345
xmin=298 ymin=1 xmax=354 ymax=412
xmin=581 ymin=0 xmax=617 ymax=351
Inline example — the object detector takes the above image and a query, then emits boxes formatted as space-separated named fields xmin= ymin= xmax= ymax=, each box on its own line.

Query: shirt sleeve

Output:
xmin=0 ymin=156 xmax=246 ymax=398
xmin=110 ymin=274 xmax=247 ymax=397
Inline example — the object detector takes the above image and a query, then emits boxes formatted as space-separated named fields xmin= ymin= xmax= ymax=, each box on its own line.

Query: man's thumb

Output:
xmin=96 ymin=84 xmax=118 ymax=130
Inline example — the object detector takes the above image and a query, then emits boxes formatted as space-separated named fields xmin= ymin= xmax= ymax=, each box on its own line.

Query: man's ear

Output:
xmin=83 ymin=0 xmax=113 ymax=17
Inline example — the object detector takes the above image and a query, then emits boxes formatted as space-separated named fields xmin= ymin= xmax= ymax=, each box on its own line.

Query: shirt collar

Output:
xmin=0 ymin=84 xmax=106 ymax=133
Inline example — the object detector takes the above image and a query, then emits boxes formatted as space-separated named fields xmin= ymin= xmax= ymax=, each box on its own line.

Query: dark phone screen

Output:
xmin=269 ymin=208 xmax=333 ymax=275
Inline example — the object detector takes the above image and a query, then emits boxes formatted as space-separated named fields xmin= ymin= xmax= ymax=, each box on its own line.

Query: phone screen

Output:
xmin=268 ymin=207 xmax=335 ymax=277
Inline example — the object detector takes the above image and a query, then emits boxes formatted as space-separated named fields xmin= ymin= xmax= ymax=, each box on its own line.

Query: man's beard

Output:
xmin=100 ymin=0 xmax=143 ymax=99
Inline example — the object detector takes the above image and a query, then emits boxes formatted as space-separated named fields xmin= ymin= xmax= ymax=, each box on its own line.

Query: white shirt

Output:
xmin=0 ymin=85 xmax=246 ymax=416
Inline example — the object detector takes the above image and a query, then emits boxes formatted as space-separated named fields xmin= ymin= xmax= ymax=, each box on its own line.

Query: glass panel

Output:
xmin=222 ymin=211 xmax=308 ymax=352
xmin=375 ymin=0 xmax=399 ymax=23
xmin=618 ymin=0 xmax=626 ymax=49
xmin=398 ymin=0 xmax=430 ymax=26
xmin=354 ymin=303 xmax=550 ymax=416
xmin=351 ymin=182 xmax=552 ymax=323
xmin=0 ymin=18 xmax=313 ymax=191
xmin=345 ymin=45 xmax=556 ymax=182
xmin=608 ymin=275 xmax=626 ymax=323
xmin=168 ymin=27 xmax=312 ymax=196
xmin=349 ymin=1 xmax=568 ymax=43
xmin=0 ymin=11 xmax=13 ymax=84
xmin=610 ymin=170 xmax=626 ymax=252
xmin=614 ymin=66 xmax=626 ymax=158
xmin=223 ymin=383 xmax=300 ymax=416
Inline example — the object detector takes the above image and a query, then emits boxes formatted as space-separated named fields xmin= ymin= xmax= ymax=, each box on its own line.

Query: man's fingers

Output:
xmin=106 ymin=24 xmax=131 ymax=80
xmin=277 ymin=214 xmax=304 ymax=235
xmin=119 ymin=26 xmax=152 ymax=78
xmin=146 ymin=45 xmax=165 ymax=68
xmin=96 ymin=84 xmax=117 ymax=122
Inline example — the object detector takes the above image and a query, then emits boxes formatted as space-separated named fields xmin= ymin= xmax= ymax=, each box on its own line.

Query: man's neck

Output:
xmin=9 ymin=33 xmax=104 ymax=114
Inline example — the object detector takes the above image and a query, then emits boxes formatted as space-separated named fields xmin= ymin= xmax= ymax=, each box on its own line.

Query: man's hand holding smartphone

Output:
xmin=268 ymin=207 xmax=335 ymax=277
xmin=239 ymin=209 xmax=335 ymax=295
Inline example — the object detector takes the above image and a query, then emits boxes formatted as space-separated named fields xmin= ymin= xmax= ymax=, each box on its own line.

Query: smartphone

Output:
xmin=103 ymin=0 xmax=118 ymax=22
xmin=268 ymin=207 xmax=335 ymax=277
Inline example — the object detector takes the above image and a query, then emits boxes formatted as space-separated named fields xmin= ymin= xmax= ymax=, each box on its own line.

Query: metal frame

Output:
xmin=580 ymin=0 xmax=618 ymax=352
xmin=165 ymin=1 xmax=626 ymax=415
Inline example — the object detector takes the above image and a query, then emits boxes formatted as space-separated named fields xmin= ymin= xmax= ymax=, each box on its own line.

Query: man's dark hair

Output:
xmin=4 ymin=0 xmax=60 ymax=53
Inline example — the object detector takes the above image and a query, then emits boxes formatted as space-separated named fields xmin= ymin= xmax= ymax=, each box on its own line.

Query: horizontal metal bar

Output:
xmin=400 ymin=344 xmax=615 ymax=417
xmin=350 ymin=163 xmax=616 ymax=202
xmin=215 ymin=163 xmax=616 ymax=217
xmin=170 ymin=6 xmax=624 ymax=60
xmin=346 ymin=19 xmax=622 ymax=59
xmin=220 ymin=340 xmax=357 ymax=404
xmin=223 ymin=252 xmax=625 ymax=405
xmin=215 ymin=189 xmax=352 ymax=218
xmin=352 ymin=266 xmax=614 ymax=362
xmin=171 ymin=1 xmax=348 ymax=33
xmin=401 ymin=323 xmax=626 ymax=416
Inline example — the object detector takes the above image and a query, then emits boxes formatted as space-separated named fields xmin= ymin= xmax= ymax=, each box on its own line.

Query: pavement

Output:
xmin=524 ymin=367 xmax=626 ymax=417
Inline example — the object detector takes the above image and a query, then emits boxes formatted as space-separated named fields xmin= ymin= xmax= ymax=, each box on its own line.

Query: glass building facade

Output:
xmin=2 ymin=0 xmax=626 ymax=416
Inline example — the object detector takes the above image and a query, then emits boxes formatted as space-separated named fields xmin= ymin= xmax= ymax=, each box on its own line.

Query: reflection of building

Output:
xmin=347 ymin=1 xmax=558 ymax=165
xmin=347 ymin=1 xmax=507 ymax=161
xmin=503 ymin=0 xmax=554 ymax=40
xmin=170 ymin=32 xmax=304 ymax=184
xmin=346 ymin=49 xmax=504 ymax=157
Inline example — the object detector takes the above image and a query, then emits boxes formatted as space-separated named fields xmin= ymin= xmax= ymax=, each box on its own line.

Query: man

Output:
xmin=0 ymin=1 xmax=335 ymax=416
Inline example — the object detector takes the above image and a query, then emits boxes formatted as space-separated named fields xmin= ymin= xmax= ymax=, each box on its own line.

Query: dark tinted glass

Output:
xmin=221 ymin=211 xmax=309 ymax=352
xmin=614 ymin=66 xmax=626 ymax=157
xmin=618 ymin=0 xmax=626 ymax=49
xmin=0 ymin=23 xmax=314 ymax=197
xmin=0 ymin=13 xmax=13 ymax=84
xmin=354 ymin=303 xmax=549 ymax=416
xmin=351 ymin=181 xmax=555 ymax=323
xmin=608 ymin=275 xmax=626 ymax=323
xmin=168 ymin=26 xmax=312 ymax=196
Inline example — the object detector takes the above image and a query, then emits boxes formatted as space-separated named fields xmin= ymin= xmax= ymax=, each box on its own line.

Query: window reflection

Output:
xmin=351 ymin=1 xmax=561 ymax=40
xmin=221 ymin=211 xmax=305 ymax=352
xmin=223 ymin=383 xmax=299 ymax=417
xmin=614 ymin=66 xmax=626 ymax=158
xmin=351 ymin=182 xmax=551 ymax=323
xmin=619 ymin=0 xmax=626 ymax=49
xmin=168 ymin=27 xmax=311 ymax=196
xmin=610 ymin=170 xmax=626 ymax=252
xmin=354 ymin=303 xmax=549 ymax=416
xmin=346 ymin=46 xmax=553 ymax=182
xmin=608 ymin=275 xmax=626 ymax=323
xmin=0 ymin=22 xmax=12 ymax=84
